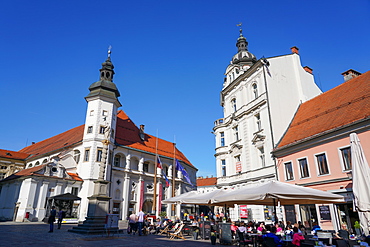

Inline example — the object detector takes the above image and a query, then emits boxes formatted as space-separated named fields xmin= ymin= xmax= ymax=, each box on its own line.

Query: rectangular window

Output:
xmin=233 ymin=126 xmax=239 ymax=141
xmin=340 ymin=147 xmax=352 ymax=170
xmin=259 ymin=147 xmax=265 ymax=167
xmin=255 ymin=113 xmax=261 ymax=131
xmin=299 ymin=158 xmax=309 ymax=178
xmin=99 ymin=126 xmax=106 ymax=134
xmin=0 ymin=166 xmax=7 ymax=170
xmin=285 ymin=162 xmax=294 ymax=180
xmin=71 ymin=187 xmax=79 ymax=196
xmin=0 ymin=173 xmax=5 ymax=180
xmin=96 ymin=149 xmax=103 ymax=162
xmin=235 ymin=155 xmax=242 ymax=173
xmin=220 ymin=132 xmax=225 ymax=147
xmin=114 ymin=156 xmax=120 ymax=167
xmin=221 ymin=159 xmax=226 ymax=177
xmin=316 ymin=153 xmax=329 ymax=175
xmin=87 ymin=126 xmax=93 ymax=133
xmin=102 ymin=110 xmax=108 ymax=116
xmin=143 ymin=162 xmax=149 ymax=172
xmin=84 ymin=149 xmax=90 ymax=162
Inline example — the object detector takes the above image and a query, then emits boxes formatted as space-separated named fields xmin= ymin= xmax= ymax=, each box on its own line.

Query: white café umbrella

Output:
xmin=162 ymin=189 xmax=229 ymax=205
xmin=211 ymin=180 xmax=345 ymax=206
xmin=161 ymin=190 xmax=199 ymax=204
xmin=350 ymin=133 xmax=370 ymax=236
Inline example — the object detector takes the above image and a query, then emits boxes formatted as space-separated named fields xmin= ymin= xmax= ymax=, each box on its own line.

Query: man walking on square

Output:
xmin=137 ymin=208 xmax=145 ymax=236
xmin=48 ymin=206 xmax=57 ymax=233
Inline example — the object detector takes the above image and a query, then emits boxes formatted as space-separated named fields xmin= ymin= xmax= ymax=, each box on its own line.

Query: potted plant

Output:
xmin=354 ymin=221 xmax=361 ymax=236
xmin=210 ymin=231 xmax=217 ymax=245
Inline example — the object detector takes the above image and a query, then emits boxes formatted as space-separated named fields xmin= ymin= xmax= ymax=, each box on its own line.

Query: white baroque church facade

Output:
xmin=213 ymin=29 xmax=322 ymax=221
xmin=0 ymin=52 xmax=197 ymax=222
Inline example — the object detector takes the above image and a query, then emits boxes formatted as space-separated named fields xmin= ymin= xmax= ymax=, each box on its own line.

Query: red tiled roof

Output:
xmin=16 ymin=110 xmax=193 ymax=168
xmin=196 ymin=177 xmax=217 ymax=187
xmin=0 ymin=164 xmax=83 ymax=182
xmin=19 ymin=125 xmax=84 ymax=157
xmin=277 ymin=70 xmax=370 ymax=148
xmin=115 ymin=110 xmax=193 ymax=167
xmin=0 ymin=149 xmax=30 ymax=160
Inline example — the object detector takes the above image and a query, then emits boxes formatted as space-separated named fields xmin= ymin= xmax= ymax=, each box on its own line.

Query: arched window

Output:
xmin=42 ymin=159 xmax=48 ymax=163
xmin=73 ymin=150 xmax=81 ymax=163
xmin=131 ymin=158 xmax=139 ymax=171
xmin=252 ymin=83 xmax=258 ymax=99
xmin=231 ymin=98 xmax=237 ymax=113
xmin=35 ymin=161 xmax=40 ymax=166
xmin=28 ymin=163 xmax=33 ymax=168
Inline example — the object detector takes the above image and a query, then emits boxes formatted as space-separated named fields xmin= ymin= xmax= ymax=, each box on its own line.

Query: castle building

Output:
xmin=213 ymin=28 xmax=322 ymax=221
xmin=0 ymin=51 xmax=197 ymax=222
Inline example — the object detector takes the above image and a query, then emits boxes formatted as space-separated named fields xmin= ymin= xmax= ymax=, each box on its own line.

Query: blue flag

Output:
xmin=175 ymin=159 xmax=193 ymax=186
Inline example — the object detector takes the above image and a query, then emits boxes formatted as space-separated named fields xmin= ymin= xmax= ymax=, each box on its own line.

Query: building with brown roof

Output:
xmin=0 ymin=52 xmax=196 ymax=222
xmin=272 ymin=70 xmax=370 ymax=231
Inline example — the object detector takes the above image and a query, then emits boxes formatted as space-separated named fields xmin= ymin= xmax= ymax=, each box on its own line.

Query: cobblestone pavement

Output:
xmin=0 ymin=221 xmax=221 ymax=247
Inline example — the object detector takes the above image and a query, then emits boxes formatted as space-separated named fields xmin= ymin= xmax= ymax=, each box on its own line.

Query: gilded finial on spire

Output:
xmin=108 ymin=45 xmax=112 ymax=58
xmin=237 ymin=22 xmax=243 ymax=36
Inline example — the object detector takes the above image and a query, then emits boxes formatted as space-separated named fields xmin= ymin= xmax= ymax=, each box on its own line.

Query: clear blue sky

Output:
xmin=1 ymin=0 xmax=369 ymax=177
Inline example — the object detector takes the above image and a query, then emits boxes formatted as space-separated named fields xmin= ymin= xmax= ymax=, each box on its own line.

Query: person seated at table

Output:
xmin=263 ymin=226 xmax=284 ymax=247
xmin=275 ymin=223 xmax=284 ymax=235
xmin=247 ymin=221 xmax=255 ymax=233
xmin=292 ymin=227 xmax=305 ymax=247
xmin=285 ymin=221 xmax=293 ymax=230
xmin=293 ymin=223 xmax=302 ymax=234
xmin=298 ymin=221 xmax=306 ymax=234
xmin=334 ymin=224 xmax=350 ymax=240
xmin=285 ymin=225 xmax=293 ymax=237
xmin=257 ymin=222 xmax=266 ymax=234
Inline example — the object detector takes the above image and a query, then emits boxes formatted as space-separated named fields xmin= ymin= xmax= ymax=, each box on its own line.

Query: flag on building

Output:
xmin=157 ymin=156 xmax=163 ymax=169
xmin=175 ymin=159 xmax=193 ymax=186
xmin=162 ymin=170 xmax=170 ymax=187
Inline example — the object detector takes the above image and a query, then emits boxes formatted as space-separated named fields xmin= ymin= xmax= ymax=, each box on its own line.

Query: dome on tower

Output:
xmin=231 ymin=27 xmax=256 ymax=66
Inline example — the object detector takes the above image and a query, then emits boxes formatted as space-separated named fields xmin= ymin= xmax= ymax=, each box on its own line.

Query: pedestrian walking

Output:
xmin=136 ymin=208 xmax=145 ymax=236
xmin=128 ymin=211 xmax=137 ymax=234
xmin=57 ymin=209 xmax=65 ymax=229
xmin=48 ymin=206 xmax=57 ymax=233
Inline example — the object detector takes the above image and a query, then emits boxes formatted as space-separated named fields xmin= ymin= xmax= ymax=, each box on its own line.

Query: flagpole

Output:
xmin=152 ymin=130 xmax=158 ymax=216
xmin=171 ymin=140 xmax=176 ymax=216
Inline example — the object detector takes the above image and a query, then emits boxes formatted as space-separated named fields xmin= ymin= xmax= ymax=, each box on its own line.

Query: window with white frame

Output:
xmin=143 ymin=162 xmax=149 ymax=173
xmin=252 ymin=83 xmax=258 ymax=99
xmin=220 ymin=132 xmax=225 ymax=147
xmin=255 ymin=113 xmax=261 ymax=131
xmin=340 ymin=147 xmax=352 ymax=171
xmin=96 ymin=149 xmax=103 ymax=162
xmin=221 ymin=159 xmax=226 ymax=177
xmin=84 ymin=149 xmax=90 ymax=162
xmin=73 ymin=150 xmax=80 ymax=163
xmin=316 ymin=153 xmax=329 ymax=175
xmin=284 ymin=162 xmax=294 ymax=180
xmin=99 ymin=126 xmax=106 ymax=134
xmin=87 ymin=126 xmax=93 ymax=133
xmin=231 ymin=98 xmax=237 ymax=113
xmin=114 ymin=154 xmax=121 ymax=167
xmin=298 ymin=158 xmax=310 ymax=178
xmin=233 ymin=126 xmax=239 ymax=141
xmin=258 ymin=146 xmax=265 ymax=167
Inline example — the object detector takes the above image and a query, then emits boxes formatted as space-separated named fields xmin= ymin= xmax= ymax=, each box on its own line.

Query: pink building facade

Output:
xmin=273 ymin=70 xmax=370 ymax=232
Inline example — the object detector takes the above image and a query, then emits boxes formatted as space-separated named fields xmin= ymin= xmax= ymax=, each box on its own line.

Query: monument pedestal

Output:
xmin=69 ymin=180 xmax=118 ymax=234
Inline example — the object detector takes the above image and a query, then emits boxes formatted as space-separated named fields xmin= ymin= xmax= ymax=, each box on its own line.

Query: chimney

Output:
xmin=290 ymin=46 xmax=299 ymax=55
xmin=303 ymin=66 xmax=313 ymax=74
xmin=341 ymin=69 xmax=362 ymax=82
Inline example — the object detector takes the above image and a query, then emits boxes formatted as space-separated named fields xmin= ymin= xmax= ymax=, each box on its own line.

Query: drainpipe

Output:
xmin=261 ymin=63 xmax=279 ymax=181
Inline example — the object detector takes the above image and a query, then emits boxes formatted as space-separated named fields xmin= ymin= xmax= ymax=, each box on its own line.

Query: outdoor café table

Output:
xmin=248 ymin=233 xmax=262 ymax=247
